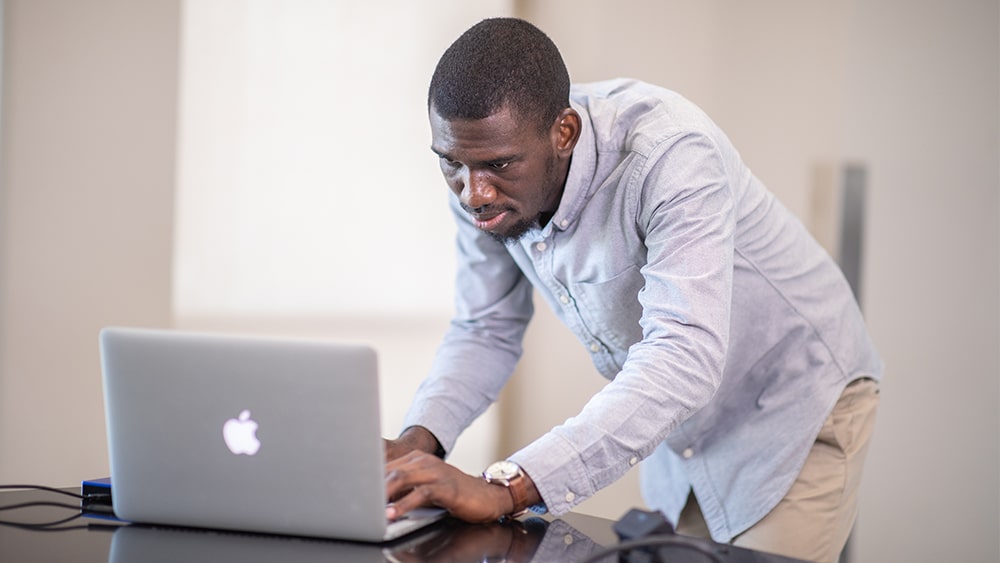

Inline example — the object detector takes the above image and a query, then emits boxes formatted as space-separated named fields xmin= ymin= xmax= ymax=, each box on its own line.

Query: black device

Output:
xmin=613 ymin=508 xmax=675 ymax=541
xmin=603 ymin=508 xmax=723 ymax=563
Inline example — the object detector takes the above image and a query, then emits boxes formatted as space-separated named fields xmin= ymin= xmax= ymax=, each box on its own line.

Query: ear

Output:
xmin=552 ymin=108 xmax=581 ymax=158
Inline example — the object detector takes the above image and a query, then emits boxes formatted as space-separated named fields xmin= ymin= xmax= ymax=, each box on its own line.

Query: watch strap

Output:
xmin=506 ymin=470 xmax=531 ymax=516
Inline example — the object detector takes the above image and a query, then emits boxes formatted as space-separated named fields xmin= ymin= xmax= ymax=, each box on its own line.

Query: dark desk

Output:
xmin=0 ymin=487 xmax=806 ymax=562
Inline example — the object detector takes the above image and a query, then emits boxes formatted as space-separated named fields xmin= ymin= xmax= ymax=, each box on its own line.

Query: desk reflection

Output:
xmin=108 ymin=516 xmax=606 ymax=563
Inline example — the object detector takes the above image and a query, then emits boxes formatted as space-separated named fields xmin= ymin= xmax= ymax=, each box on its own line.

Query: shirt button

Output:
xmin=682 ymin=448 xmax=694 ymax=459
xmin=565 ymin=492 xmax=575 ymax=503
xmin=589 ymin=342 xmax=601 ymax=353
xmin=559 ymin=294 xmax=570 ymax=304
xmin=535 ymin=241 xmax=547 ymax=252
xmin=563 ymin=534 xmax=574 ymax=546
xmin=629 ymin=456 xmax=639 ymax=466
xmin=560 ymin=219 xmax=569 ymax=228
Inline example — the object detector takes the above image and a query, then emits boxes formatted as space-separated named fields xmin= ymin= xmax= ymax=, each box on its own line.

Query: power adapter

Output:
xmin=80 ymin=477 xmax=113 ymax=514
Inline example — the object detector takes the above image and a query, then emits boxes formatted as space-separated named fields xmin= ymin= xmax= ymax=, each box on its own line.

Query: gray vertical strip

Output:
xmin=0 ymin=0 xmax=6 ymax=455
xmin=837 ymin=164 xmax=866 ymax=563
xmin=0 ymin=0 xmax=6 ymax=363
xmin=839 ymin=164 xmax=867 ymax=307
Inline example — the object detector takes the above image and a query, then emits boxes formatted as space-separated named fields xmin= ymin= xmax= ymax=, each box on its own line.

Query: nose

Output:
xmin=459 ymin=170 xmax=497 ymax=212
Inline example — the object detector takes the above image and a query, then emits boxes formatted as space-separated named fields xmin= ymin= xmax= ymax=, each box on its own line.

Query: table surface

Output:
xmin=0 ymin=486 xmax=806 ymax=562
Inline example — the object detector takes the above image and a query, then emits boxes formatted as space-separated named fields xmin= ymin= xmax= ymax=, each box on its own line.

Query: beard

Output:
xmin=485 ymin=214 xmax=539 ymax=245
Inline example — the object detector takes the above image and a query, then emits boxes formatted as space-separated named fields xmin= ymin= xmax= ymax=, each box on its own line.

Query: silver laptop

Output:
xmin=99 ymin=326 xmax=445 ymax=542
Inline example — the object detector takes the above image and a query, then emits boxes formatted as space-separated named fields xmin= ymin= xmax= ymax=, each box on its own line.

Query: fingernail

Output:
xmin=386 ymin=505 xmax=396 ymax=520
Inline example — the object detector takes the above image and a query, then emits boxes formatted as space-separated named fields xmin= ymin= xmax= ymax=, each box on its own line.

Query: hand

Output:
xmin=384 ymin=426 xmax=443 ymax=462
xmin=385 ymin=451 xmax=514 ymax=524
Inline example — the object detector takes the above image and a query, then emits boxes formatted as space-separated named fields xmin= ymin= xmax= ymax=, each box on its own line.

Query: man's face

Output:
xmin=430 ymin=105 xmax=575 ymax=243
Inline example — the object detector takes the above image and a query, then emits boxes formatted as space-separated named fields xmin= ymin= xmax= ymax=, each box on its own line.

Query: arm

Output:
xmin=398 ymin=195 xmax=534 ymax=454
xmin=384 ymin=196 xmax=537 ymax=520
xmin=512 ymin=131 xmax=737 ymax=515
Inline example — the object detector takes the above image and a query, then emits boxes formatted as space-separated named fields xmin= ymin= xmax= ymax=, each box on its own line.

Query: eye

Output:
xmin=489 ymin=161 xmax=511 ymax=170
xmin=439 ymin=156 xmax=460 ymax=168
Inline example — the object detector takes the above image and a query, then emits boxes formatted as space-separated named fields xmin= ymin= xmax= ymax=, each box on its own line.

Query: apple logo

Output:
xmin=223 ymin=409 xmax=261 ymax=455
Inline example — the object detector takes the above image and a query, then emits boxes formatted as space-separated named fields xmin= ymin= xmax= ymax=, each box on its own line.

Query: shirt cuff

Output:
xmin=401 ymin=404 xmax=464 ymax=456
xmin=509 ymin=431 xmax=596 ymax=516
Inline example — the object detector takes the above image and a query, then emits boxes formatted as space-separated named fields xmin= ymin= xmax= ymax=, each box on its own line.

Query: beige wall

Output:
xmin=842 ymin=2 xmax=999 ymax=560
xmin=508 ymin=1 xmax=1000 ymax=561
xmin=0 ymin=0 xmax=178 ymax=485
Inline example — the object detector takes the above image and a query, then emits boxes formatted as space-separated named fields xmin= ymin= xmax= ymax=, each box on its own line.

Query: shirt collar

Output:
xmin=549 ymin=97 xmax=597 ymax=233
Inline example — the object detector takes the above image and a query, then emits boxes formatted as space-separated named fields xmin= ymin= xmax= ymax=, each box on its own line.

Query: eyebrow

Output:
xmin=430 ymin=147 xmax=519 ymax=167
xmin=430 ymin=147 xmax=451 ymax=160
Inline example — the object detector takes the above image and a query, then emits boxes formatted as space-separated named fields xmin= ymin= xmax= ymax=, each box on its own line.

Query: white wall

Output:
xmin=172 ymin=0 xmax=515 ymax=474
xmin=174 ymin=0 xmax=466 ymax=318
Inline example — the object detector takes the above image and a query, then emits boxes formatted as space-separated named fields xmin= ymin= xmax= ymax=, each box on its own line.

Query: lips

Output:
xmin=472 ymin=210 xmax=509 ymax=231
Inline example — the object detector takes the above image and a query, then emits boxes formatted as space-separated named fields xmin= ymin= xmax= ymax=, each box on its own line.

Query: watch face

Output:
xmin=486 ymin=460 xmax=521 ymax=481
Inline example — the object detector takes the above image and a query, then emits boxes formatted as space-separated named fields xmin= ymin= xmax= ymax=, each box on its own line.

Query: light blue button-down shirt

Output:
xmin=403 ymin=79 xmax=882 ymax=542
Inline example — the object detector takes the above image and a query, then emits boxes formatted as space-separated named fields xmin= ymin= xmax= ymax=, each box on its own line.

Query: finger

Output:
xmin=385 ymin=450 xmax=442 ymax=483
xmin=384 ymin=452 xmax=443 ymax=501
xmin=386 ymin=484 xmax=441 ymax=521
xmin=384 ymin=454 xmax=465 ymax=519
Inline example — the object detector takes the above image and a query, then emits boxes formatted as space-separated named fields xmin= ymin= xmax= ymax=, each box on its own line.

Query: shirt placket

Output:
xmin=524 ymin=232 xmax=619 ymax=376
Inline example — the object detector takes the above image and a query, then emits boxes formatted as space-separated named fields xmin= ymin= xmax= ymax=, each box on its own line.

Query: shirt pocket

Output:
xmin=568 ymin=265 xmax=645 ymax=351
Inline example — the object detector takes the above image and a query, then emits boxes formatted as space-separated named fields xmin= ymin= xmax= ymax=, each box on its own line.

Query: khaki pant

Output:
xmin=676 ymin=378 xmax=880 ymax=563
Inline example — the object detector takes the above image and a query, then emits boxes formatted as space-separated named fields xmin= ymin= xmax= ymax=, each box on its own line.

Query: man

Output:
xmin=384 ymin=17 xmax=881 ymax=563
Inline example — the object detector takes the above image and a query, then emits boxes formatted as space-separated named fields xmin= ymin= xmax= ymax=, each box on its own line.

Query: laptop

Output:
xmin=99 ymin=326 xmax=446 ymax=542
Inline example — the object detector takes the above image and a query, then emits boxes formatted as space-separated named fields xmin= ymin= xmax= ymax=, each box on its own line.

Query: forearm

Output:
xmin=402 ymin=317 xmax=528 ymax=452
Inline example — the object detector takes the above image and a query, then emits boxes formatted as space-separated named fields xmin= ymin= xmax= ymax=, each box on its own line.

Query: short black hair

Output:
xmin=428 ymin=18 xmax=570 ymax=132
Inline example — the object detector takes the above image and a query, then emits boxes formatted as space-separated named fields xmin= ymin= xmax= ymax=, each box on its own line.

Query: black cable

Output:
xmin=0 ymin=500 xmax=84 ymax=512
xmin=0 ymin=484 xmax=117 ymax=532
xmin=0 ymin=518 xmax=119 ymax=532
xmin=0 ymin=484 xmax=111 ymax=502
xmin=580 ymin=534 xmax=725 ymax=563
xmin=0 ymin=511 xmax=84 ymax=528
xmin=0 ymin=520 xmax=94 ymax=532
xmin=0 ymin=492 xmax=123 ymax=532
xmin=0 ymin=484 xmax=83 ymax=499
xmin=0 ymin=522 xmax=92 ymax=531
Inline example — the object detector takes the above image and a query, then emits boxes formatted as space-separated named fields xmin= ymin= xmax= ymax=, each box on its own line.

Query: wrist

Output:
xmin=399 ymin=426 xmax=445 ymax=458
xmin=482 ymin=460 xmax=541 ymax=519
